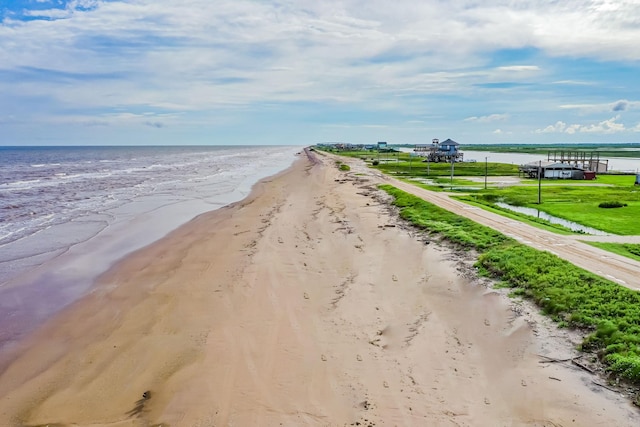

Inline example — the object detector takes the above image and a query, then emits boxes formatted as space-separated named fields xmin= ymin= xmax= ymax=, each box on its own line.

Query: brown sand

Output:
xmin=0 ymin=150 xmax=638 ymax=426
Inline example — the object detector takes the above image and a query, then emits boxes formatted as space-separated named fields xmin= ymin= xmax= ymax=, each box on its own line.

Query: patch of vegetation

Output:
xmin=380 ymin=185 xmax=512 ymax=251
xmin=598 ymin=201 xmax=627 ymax=208
xmin=339 ymin=164 xmax=351 ymax=171
xmin=381 ymin=185 xmax=640 ymax=385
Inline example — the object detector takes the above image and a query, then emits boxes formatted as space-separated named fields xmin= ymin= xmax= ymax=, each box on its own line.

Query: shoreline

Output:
xmin=0 ymin=146 xmax=300 ymax=360
xmin=0 ymin=149 xmax=638 ymax=426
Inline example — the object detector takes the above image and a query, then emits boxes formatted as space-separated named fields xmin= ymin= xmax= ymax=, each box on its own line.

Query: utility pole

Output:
xmin=484 ymin=157 xmax=488 ymax=190
xmin=538 ymin=160 xmax=542 ymax=204
xmin=450 ymin=155 xmax=455 ymax=190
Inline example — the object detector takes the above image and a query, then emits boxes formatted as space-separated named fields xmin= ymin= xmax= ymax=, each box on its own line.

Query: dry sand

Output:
xmin=0 ymin=149 xmax=638 ymax=426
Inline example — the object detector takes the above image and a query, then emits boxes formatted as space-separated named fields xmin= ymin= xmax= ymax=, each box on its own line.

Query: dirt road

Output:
xmin=342 ymin=156 xmax=640 ymax=291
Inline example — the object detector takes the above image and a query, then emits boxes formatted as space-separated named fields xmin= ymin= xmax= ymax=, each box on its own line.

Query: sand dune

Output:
xmin=0 ymin=150 xmax=637 ymax=426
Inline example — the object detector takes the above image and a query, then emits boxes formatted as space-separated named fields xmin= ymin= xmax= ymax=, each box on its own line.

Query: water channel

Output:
xmin=494 ymin=202 xmax=609 ymax=235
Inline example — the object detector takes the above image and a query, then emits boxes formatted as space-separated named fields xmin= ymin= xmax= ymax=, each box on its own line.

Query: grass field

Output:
xmin=465 ymin=182 xmax=640 ymax=235
xmin=328 ymin=148 xmax=640 ymax=235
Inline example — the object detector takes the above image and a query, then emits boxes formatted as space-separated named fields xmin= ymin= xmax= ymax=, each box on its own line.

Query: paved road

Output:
xmin=343 ymin=156 xmax=640 ymax=291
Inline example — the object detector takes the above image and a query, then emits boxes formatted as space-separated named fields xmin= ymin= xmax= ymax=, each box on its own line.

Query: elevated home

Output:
xmin=548 ymin=150 xmax=609 ymax=172
xmin=414 ymin=138 xmax=463 ymax=162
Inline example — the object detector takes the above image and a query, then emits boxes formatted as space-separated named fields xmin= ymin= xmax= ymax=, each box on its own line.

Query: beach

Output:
xmin=0 ymin=149 xmax=638 ymax=426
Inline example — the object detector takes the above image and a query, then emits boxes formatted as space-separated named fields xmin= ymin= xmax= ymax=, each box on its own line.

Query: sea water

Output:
xmin=0 ymin=145 xmax=300 ymax=349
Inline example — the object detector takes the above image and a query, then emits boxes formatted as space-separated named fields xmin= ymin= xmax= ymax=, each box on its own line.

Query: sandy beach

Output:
xmin=0 ymin=149 xmax=638 ymax=426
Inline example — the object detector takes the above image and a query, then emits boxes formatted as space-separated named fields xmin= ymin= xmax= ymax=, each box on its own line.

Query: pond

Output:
xmin=494 ymin=202 xmax=609 ymax=235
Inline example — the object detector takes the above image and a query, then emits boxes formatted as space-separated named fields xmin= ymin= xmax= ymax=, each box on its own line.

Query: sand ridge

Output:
xmin=0 ymin=149 xmax=638 ymax=426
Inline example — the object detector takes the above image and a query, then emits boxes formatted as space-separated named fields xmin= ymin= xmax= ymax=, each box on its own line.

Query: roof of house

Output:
xmin=522 ymin=161 xmax=553 ymax=168
xmin=546 ymin=163 xmax=584 ymax=170
xmin=440 ymin=138 xmax=460 ymax=146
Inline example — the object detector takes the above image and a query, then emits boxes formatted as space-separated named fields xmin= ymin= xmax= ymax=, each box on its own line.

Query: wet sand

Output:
xmin=0 ymin=149 xmax=638 ymax=426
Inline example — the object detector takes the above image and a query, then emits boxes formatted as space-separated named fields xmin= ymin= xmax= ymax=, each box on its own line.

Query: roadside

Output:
xmin=334 ymin=154 xmax=640 ymax=291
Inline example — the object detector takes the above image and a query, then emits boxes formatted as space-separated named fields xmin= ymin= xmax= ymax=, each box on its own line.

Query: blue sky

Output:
xmin=1 ymin=0 xmax=640 ymax=145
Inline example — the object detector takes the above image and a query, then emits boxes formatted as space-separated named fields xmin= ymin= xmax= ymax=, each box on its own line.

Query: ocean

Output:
xmin=0 ymin=145 xmax=300 ymax=350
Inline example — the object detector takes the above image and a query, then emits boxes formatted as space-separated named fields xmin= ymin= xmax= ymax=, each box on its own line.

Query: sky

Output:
xmin=1 ymin=0 xmax=640 ymax=146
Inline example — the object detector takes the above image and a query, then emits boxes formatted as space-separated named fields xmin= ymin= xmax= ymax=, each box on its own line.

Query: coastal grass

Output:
xmin=381 ymin=184 xmax=640 ymax=385
xmin=380 ymin=184 xmax=512 ymax=251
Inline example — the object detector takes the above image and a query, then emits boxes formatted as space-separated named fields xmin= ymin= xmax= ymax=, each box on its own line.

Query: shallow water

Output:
xmin=464 ymin=150 xmax=640 ymax=173
xmin=0 ymin=145 xmax=300 ymax=350
xmin=494 ymin=202 xmax=609 ymax=235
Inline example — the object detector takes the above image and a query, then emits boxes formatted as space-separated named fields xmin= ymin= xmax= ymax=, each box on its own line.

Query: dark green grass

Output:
xmin=381 ymin=185 xmax=640 ymax=385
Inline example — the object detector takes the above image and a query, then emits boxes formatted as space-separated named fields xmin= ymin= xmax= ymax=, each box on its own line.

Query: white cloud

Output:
xmin=464 ymin=114 xmax=509 ymax=123
xmin=537 ymin=121 xmax=568 ymax=133
xmin=493 ymin=129 xmax=502 ymax=134
xmin=535 ymin=116 xmax=627 ymax=134
xmin=552 ymin=80 xmax=593 ymax=86
xmin=559 ymin=99 xmax=640 ymax=113
xmin=1 ymin=0 xmax=640 ymax=142
xmin=496 ymin=66 xmax=540 ymax=72
xmin=580 ymin=116 xmax=626 ymax=133
xmin=23 ymin=9 xmax=71 ymax=19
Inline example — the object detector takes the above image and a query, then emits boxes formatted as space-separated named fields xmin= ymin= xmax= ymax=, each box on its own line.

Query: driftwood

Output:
xmin=591 ymin=380 xmax=617 ymax=393
xmin=548 ymin=376 xmax=562 ymax=381
xmin=571 ymin=359 xmax=595 ymax=374
xmin=537 ymin=354 xmax=581 ymax=364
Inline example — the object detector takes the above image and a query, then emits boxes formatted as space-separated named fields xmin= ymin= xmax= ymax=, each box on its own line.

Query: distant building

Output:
xmin=547 ymin=150 xmax=608 ymax=172
xmin=413 ymin=138 xmax=463 ymax=162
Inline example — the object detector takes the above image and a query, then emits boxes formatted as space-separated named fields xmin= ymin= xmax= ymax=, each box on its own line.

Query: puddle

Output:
xmin=495 ymin=202 xmax=609 ymax=235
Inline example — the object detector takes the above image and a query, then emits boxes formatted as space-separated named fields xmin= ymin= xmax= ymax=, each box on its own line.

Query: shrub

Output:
xmin=599 ymin=201 xmax=627 ymax=208
xmin=372 ymin=160 xmax=379 ymax=166
xmin=339 ymin=164 xmax=351 ymax=171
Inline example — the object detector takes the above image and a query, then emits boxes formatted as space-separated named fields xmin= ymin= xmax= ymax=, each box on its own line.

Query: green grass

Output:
xmin=318 ymin=149 xmax=520 ymax=177
xmin=381 ymin=185 xmax=640 ymax=385
xmin=596 ymin=175 xmax=638 ymax=186
xmin=584 ymin=242 xmax=640 ymax=262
